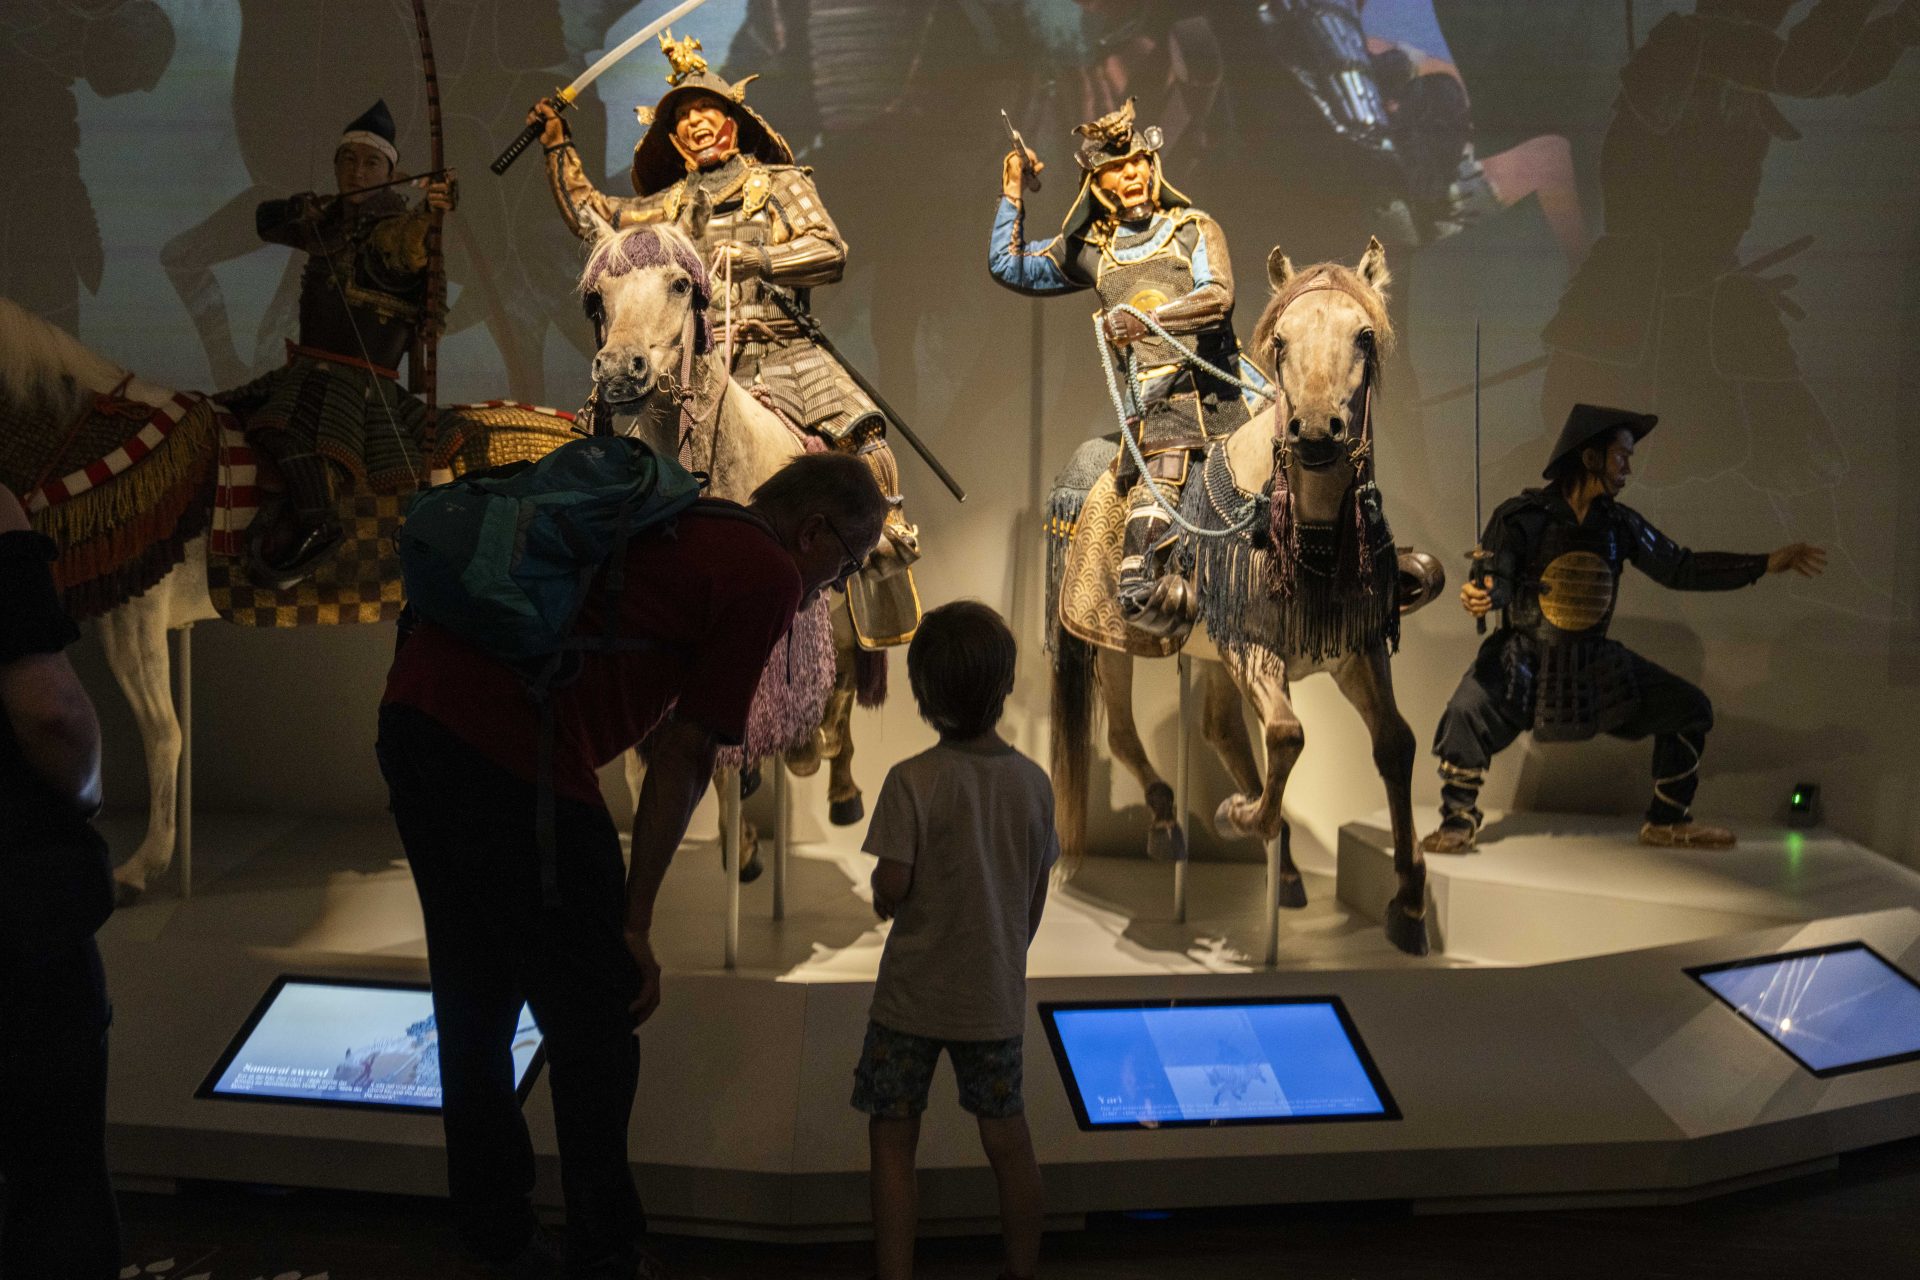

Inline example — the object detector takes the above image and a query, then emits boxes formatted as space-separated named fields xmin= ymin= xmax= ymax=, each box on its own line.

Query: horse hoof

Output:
xmin=1277 ymin=874 xmax=1309 ymax=910
xmin=739 ymin=846 xmax=764 ymax=885
xmin=784 ymin=746 xmax=823 ymax=778
xmin=113 ymin=879 xmax=146 ymax=910
xmin=1146 ymin=822 xmax=1188 ymax=863
xmin=829 ymin=795 xmax=865 ymax=826
xmin=740 ymin=765 xmax=763 ymax=801
xmin=1383 ymin=898 xmax=1431 ymax=957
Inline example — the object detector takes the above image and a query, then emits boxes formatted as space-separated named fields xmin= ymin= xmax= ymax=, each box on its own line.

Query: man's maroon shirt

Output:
xmin=383 ymin=502 xmax=803 ymax=805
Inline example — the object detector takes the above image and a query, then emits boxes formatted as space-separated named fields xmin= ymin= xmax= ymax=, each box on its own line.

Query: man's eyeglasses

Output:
xmin=823 ymin=517 xmax=866 ymax=585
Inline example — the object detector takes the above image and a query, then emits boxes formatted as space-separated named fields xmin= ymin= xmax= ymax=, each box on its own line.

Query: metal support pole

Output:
xmin=722 ymin=768 xmax=742 ymax=969
xmin=1174 ymin=655 xmax=1191 ymax=923
xmin=773 ymin=761 xmax=789 ymax=922
xmin=1265 ymin=829 xmax=1281 ymax=967
xmin=177 ymin=624 xmax=193 ymax=901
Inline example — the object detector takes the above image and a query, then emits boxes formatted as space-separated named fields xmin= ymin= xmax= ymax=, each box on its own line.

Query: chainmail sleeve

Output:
xmin=762 ymin=167 xmax=847 ymax=288
xmin=1621 ymin=506 xmax=1768 ymax=591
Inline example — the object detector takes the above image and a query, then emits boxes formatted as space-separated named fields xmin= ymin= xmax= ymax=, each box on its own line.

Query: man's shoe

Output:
xmin=457 ymin=1228 xmax=567 ymax=1280
xmin=1420 ymin=824 xmax=1478 ymax=855
xmin=1640 ymin=820 xmax=1736 ymax=848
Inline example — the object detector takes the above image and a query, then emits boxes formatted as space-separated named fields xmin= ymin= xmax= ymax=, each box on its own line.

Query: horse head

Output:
xmin=1251 ymin=238 xmax=1393 ymax=523
xmin=577 ymin=216 xmax=712 ymax=424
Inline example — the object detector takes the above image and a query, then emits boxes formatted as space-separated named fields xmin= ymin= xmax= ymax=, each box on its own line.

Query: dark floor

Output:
xmin=104 ymin=1135 xmax=1920 ymax=1280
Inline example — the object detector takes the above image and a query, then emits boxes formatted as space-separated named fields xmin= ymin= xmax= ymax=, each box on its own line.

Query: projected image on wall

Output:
xmin=1042 ymin=999 xmax=1397 ymax=1130
xmin=199 ymin=977 xmax=543 ymax=1112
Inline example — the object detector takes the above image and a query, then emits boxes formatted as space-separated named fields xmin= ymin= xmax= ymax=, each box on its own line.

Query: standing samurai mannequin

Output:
xmin=528 ymin=34 xmax=920 ymax=590
xmin=1423 ymin=404 xmax=1827 ymax=855
xmin=222 ymin=99 xmax=456 ymax=589
xmin=989 ymin=98 xmax=1261 ymax=629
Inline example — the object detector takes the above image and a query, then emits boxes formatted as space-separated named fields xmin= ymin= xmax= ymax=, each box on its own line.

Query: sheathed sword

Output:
xmin=1469 ymin=318 xmax=1489 ymax=635
xmin=766 ymin=285 xmax=968 ymax=503
xmin=491 ymin=0 xmax=717 ymax=175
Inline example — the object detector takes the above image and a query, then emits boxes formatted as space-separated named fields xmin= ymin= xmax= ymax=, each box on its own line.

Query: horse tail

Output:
xmin=854 ymin=646 xmax=888 ymax=708
xmin=1051 ymin=619 xmax=1097 ymax=874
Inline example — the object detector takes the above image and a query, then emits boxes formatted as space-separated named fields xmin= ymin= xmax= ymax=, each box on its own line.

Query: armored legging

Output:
xmin=1118 ymin=450 xmax=1193 ymax=609
xmin=251 ymin=425 xmax=339 ymax=523
xmin=1431 ymin=650 xmax=1713 ymax=829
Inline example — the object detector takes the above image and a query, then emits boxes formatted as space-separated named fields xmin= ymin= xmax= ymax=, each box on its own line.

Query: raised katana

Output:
xmin=490 ymin=0 xmax=717 ymax=175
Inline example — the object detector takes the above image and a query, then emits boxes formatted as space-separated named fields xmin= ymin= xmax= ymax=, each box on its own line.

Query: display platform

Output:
xmin=1337 ymin=810 xmax=1920 ymax=965
xmin=96 ymin=810 xmax=1920 ymax=1240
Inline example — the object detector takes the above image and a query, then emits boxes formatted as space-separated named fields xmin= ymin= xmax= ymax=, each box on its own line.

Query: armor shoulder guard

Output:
xmin=742 ymin=165 xmax=775 ymax=216
xmin=1485 ymin=490 xmax=1552 ymax=552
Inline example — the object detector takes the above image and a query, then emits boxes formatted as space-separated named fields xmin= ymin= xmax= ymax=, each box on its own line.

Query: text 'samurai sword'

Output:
xmin=766 ymin=286 xmax=967 ymax=503
xmin=490 ymin=0 xmax=717 ymax=175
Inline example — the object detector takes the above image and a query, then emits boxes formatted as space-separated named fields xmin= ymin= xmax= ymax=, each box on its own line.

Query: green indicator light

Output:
xmin=1792 ymin=791 xmax=1804 ymax=806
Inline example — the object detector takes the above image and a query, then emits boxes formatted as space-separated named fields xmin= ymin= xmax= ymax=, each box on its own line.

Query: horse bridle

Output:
xmin=1265 ymin=278 xmax=1378 ymax=481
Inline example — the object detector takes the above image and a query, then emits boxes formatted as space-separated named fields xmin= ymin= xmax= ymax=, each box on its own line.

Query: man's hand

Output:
xmin=1460 ymin=577 xmax=1494 ymax=618
xmin=528 ymin=98 xmax=570 ymax=148
xmin=710 ymin=240 xmax=768 ymax=280
xmin=1104 ymin=308 xmax=1149 ymax=347
xmin=1767 ymin=542 xmax=1827 ymax=577
xmin=625 ymin=927 xmax=663 ymax=1024
xmin=1002 ymin=148 xmax=1043 ymax=202
xmin=421 ymin=173 xmax=458 ymax=213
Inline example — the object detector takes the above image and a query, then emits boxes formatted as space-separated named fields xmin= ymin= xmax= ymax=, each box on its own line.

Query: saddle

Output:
xmin=1057 ymin=468 xmax=1184 ymax=658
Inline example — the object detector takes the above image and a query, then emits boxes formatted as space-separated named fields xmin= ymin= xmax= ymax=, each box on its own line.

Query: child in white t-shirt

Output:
xmin=852 ymin=601 xmax=1058 ymax=1280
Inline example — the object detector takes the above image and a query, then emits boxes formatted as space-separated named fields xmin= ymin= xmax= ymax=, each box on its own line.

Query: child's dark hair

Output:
xmin=907 ymin=601 xmax=1017 ymax=741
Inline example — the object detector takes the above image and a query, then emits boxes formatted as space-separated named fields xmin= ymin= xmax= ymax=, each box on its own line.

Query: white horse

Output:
xmin=0 ymin=296 xmax=221 ymax=902
xmin=576 ymin=216 xmax=847 ymax=867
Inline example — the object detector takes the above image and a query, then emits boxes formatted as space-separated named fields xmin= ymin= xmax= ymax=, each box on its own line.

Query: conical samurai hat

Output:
xmin=1057 ymin=98 xmax=1190 ymax=241
xmin=1543 ymin=403 xmax=1658 ymax=478
xmin=630 ymin=31 xmax=794 ymax=197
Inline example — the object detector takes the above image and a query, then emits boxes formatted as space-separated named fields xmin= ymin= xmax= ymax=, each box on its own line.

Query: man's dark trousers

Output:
xmin=377 ymin=704 xmax=644 ymax=1273
xmin=1433 ymin=649 xmax=1714 ymax=825
xmin=0 ymin=940 xmax=117 ymax=1278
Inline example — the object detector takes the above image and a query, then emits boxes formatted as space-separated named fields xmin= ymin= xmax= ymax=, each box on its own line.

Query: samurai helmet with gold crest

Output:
xmin=1057 ymin=97 xmax=1191 ymax=238
xmin=628 ymin=30 xmax=794 ymax=197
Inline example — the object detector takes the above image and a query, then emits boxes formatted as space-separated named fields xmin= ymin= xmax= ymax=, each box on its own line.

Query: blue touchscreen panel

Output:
xmin=1042 ymin=999 xmax=1395 ymax=1129
xmin=1691 ymin=944 xmax=1920 ymax=1077
xmin=200 ymin=977 xmax=543 ymax=1111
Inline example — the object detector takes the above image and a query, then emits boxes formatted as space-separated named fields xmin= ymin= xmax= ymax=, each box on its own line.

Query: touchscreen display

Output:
xmin=199 ymin=977 xmax=543 ymax=1111
xmin=1690 ymin=943 xmax=1920 ymax=1077
xmin=1041 ymin=998 xmax=1396 ymax=1130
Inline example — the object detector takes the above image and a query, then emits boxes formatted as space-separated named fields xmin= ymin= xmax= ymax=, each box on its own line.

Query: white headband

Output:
xmin=338 ymin=130 xmax=399 ymax=168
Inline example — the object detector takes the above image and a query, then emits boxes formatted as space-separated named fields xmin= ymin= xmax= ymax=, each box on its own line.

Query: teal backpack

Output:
xmin=397 ymin=435 xmax=704 ymax=903
xmin=398 ymin=435 xmax=702 ymax=663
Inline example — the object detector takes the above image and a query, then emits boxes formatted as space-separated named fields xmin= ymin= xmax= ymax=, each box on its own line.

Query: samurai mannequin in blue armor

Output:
xmin=1422 ymin=404 xmax=1827 ymax=855
xmin=988 ymin=97 xmax=1266 ymax=635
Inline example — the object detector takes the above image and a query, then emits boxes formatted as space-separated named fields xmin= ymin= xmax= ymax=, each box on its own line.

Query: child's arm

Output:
xmin=863 ymin=766 xmax=917 ymax=921
xmin=1027 ymin=820 xmax=1060 ymax=945
xmin=872 ymin=857 xmax=913 ymax=921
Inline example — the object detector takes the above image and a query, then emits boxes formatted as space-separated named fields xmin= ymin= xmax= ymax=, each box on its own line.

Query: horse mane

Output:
xmin=578 ymin=221 xmax=710 ymax=297
xmin=1249 ymin=262 xmax=1395 ymax=373
xmin=0 ymin=296 xmax=128 ymax=419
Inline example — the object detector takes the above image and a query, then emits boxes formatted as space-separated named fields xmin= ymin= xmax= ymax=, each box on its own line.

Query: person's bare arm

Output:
xmin=0 ymin=492 xmax=102 ymax=815
xmin=871 ymin=857 xmax=913 ymax=921
xmin=623 ymin=716 xmax=719 ymax=1023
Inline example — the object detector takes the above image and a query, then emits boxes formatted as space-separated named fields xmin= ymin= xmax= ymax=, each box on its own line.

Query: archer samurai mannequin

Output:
xmin=1423 ymin=403 xmax=1826 ymax=854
